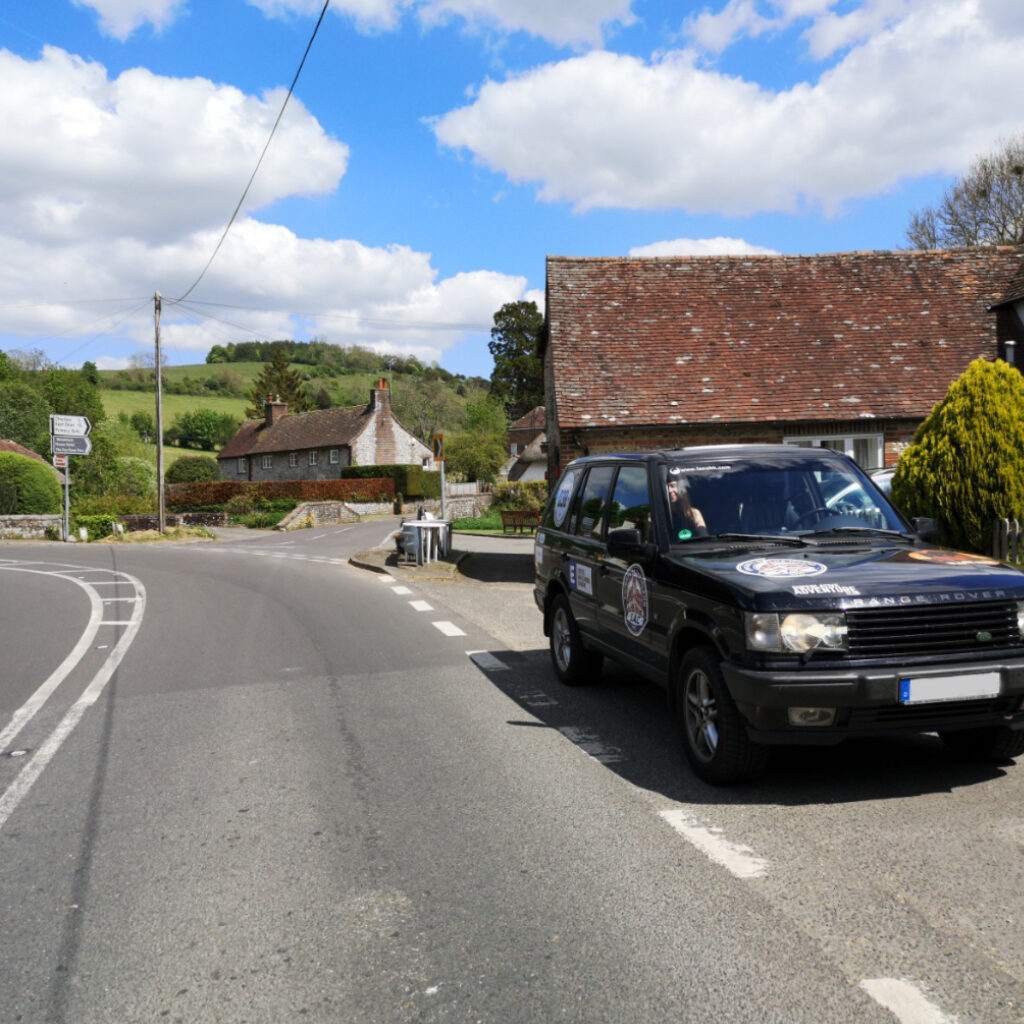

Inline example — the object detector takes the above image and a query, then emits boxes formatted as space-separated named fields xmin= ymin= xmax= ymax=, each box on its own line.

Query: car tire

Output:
xmin=939 ymin=726 xmax=1024 ymax=762
xmin=677 ymin=647 xmax=768 ymax=785
xmin=548 ymin=593 xmax=602 ymax=686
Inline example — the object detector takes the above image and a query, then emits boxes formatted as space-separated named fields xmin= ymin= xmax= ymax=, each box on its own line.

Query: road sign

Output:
xmin=431 ymin=432 xmax=444 ymax=461
xmin=53 ymin=454 xmax=68 ymax=468
xmin=49 ymin=414 xmax=91 ymax=437
xmin=50 ymin=434 xmax=92 ymax=456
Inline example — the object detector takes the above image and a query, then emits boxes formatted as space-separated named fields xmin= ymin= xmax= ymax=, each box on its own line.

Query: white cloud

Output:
xmin=629 ymin=237 xmax=780 ymax=257
xmin=431 ymin=3 xmax=1024 ymax=215
xmin=71 ymin=0 xmax=188 ymax=39
xmin=0 ymin=48 xmax=528 ymax=367
xmin=0 ymin=48 xmax=348 ymax=246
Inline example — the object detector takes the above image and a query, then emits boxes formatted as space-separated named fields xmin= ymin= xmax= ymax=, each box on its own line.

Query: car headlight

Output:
xmin=746 ymin=612 xmax=848 ymax=653
xmin=1018 ymin=601 xmax=1024 ymax=639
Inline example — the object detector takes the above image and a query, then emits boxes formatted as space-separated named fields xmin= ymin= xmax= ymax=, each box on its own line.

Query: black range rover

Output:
xmin=533 ymin=445 xmax=1024 ymax=784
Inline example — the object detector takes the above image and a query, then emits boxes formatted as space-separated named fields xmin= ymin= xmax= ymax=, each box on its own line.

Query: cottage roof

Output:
xmin=546 ymin=248 xmax=1024 ymax=430
xmin=218 ymin=404 xmax=369 ymax=460
xmin=510 ymin=406 xmax=546 ymax=431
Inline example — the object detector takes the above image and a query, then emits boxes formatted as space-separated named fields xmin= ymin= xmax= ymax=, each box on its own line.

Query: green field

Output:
xmin=100 ymin=388 xmax=249 ymax=423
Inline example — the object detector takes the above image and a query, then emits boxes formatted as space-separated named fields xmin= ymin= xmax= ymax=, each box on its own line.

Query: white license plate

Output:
xmin=898 ymin=672 xmax=1000 ymax=705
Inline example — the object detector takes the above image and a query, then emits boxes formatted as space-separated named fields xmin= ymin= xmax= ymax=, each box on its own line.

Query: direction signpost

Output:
xmin=50 ymin=415 xmax=92 ymax=541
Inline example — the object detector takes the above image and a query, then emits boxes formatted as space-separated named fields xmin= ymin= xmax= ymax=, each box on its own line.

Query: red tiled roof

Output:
xmin=218 ymin=404 xmax=369 ymax=460
xmin=546 ymin=249 xmax=1024 ymax=429
xmin=510 ymin=406 xmax=546 ymax=430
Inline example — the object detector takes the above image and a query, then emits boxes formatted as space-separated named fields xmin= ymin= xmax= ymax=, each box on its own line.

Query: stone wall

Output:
xmin=0 ymin=514 xmax=62 ymax=540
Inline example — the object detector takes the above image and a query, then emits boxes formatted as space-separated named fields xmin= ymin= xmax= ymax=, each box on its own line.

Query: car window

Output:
xmin=571 ymin=465 xmax=615 ymax=540
xmin=607 ymin=465 xmax=653 ymax=541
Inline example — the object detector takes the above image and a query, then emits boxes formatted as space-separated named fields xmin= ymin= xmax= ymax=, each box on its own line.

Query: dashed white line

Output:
xmin=859 ymin=979 xmax=953 ymax=1024
xmin=560 ymin=726 xmax=625 ymax=764
xmin=392 ymin=586 xmax=413 ymax=595
xmin=410 ymin=600 xmax=434 ymax=612
xmin=658 ymin=809 xmax=768 ymax=879
xmin=432 ymin=621 xmax=466 ymax=637
xmin=468 ymin=651 xmax=508 ymax=671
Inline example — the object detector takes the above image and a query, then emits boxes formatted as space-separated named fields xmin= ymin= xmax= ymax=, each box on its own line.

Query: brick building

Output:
xmin=542 ymin=249 xmax=1024 ymax=479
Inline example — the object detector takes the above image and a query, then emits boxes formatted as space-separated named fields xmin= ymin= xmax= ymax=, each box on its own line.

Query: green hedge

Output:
xmin=0 ymin=453 xmax=62 ymax=514
xmin=340 ymin=464 xmax=440 ymax=499
xmin=166 ymin=477 xmax=395 ymax=511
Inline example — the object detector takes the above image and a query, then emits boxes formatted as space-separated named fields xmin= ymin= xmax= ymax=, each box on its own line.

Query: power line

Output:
xmin=170 ymin=0 xmax=332 ymax=304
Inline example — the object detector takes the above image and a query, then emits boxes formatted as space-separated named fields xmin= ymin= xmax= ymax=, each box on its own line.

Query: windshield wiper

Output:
xmin=804 ymin=527 xmax=915 ymax=540
xmin=698 ymin=532 xmax=810 ymax=546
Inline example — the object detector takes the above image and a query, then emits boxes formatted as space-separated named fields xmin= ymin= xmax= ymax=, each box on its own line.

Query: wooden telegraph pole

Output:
xmin=154 ymin=292 xmax=165 ymax=533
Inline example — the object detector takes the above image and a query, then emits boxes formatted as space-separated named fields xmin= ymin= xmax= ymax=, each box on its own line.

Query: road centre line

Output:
xmin=392 ymin=586 xmax=413 ymax=595
xmin=409 ymin=600 xmax=433 ymax=612
xmin=859 ymin=979 xmax=954 ymax=1024
xmin=467 ymin=650 xmax=508 ymax=671
xmin=433 ymin=621 xmax=466 ymax=637
xmin=658 ymin=808 xmax=769 ymax=879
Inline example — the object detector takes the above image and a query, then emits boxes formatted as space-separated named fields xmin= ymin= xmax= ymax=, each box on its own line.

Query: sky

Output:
xmin=0 ymin=0 xmax=1022 ymax=380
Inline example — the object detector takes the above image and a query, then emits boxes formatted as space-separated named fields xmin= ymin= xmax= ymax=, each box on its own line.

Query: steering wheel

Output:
xmin=793 ymin=506 xmax=832 ymax=527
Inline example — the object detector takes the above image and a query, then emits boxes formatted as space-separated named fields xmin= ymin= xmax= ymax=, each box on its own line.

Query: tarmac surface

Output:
xmin=349 ymin=529 xmax=545 ymax=653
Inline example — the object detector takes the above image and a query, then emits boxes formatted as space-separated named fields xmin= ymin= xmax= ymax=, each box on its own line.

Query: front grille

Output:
xmin=846 ymin=697 xmax=1019 ymax=730
xmin=845 ymin=601 xmax=1021 ymax=659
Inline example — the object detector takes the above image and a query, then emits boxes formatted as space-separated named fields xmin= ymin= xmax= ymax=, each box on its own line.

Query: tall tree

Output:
xmin=245 ymin=350 xmax=313 ymax=417
xmin=488 ymin=300 xmax=544 ymax=421
xmin=907 ymin=133 xmax=1024 ymax=249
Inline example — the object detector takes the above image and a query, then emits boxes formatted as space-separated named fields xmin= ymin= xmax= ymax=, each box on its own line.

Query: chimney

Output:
xmin=264 ymin=394 xmax=287 ymax=428
xmin=371 ymin=378 xmax=391 ymax=413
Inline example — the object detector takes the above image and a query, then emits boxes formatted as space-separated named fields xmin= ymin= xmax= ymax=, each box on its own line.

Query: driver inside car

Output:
xmin=667 ymin=476 xmax=708 ymax=539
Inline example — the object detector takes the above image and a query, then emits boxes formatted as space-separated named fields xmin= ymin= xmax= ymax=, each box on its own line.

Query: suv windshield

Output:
xmin=662 ymin=455 xmax=906 ymax=542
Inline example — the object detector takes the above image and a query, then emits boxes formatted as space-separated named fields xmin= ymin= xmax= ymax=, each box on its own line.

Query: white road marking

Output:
xmin=859 ymin=979 xmax=954 ymax=1024
xmin=658 ymin=809 xmax=768 ymax=879
xmin=560 ymin=726 xmax=624 ymax=764
xmin=410 ymin=600 xmax=434 ymax=612
xmin=468 ymin=651 xmax=508 ymax=671
xmin=392 ymin=586 xmax=413 ymax=595
xmin=377 ymin=574 xmax=396 ymax=583
xmin=0 ymin=564 xmax=146 ymax=833
xmin=433 ymin=621 xmax=466 ymax=637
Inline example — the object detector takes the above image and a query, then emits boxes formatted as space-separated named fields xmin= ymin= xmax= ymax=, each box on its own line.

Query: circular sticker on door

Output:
xmin=736 ymin=557 xmax=828 ymax=578
xmin=622 ymin=564 xmax=649 ymax=636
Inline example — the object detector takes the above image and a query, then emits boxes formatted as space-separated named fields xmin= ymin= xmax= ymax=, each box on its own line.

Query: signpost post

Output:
xmin=50 ymin=415 xmax=92 ymax=542
xmin=431 ymin=432 xmax=446 ymax=521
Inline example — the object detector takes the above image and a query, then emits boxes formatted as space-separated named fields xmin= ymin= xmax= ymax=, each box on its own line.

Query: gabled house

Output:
xmin=217 ymin=379 xmax=432 ymax=481
xmin=504 ymin=406 xmax=547 ymax=482
xmin=542 ymin=248 xmax=1024 ymax=478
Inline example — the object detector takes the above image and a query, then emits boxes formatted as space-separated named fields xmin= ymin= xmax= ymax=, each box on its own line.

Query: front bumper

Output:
xmin=721 ymin=656 xmax=1024 ymax=745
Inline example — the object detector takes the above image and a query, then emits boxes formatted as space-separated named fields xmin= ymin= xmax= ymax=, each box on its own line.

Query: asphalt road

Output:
xmin=1 ymin=521 xmax=1022 ymax=1023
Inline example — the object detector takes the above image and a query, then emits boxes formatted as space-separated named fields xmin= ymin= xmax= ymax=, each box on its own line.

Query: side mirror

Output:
xmin=607 ymin=528 xmax=657 ymax=562
xmin=911 ymin=516 xmax=939 ymax=543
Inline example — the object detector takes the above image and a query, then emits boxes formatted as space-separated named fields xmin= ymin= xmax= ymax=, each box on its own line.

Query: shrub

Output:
xmin=166 ymin=455 xmax=220 ymax=484
xmin=0 ymin=453 xmax=62 ymax=513
xmin=491 ymin=480 xmax=548 ymax=512
xmin=892 ymin=358 xmax=1024 ymax=553
xmin=71 ymin=514 xmax=120 ymax=540
xmin=166 ymin=477 xmax=394 ymax=511
xmin=340 ymin=464 xmax=438 ymax=499
xmin=115 ymin=456 xmax=157 ymax=498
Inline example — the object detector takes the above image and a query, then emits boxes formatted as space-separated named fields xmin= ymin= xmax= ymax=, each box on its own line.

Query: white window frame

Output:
xmin=308 ymin=450 xmax=318 ymax=467
xmin=329 ymin=448 xmax=339 ymax=465
xmin=289 ymin=452 xmax=297 ymax=468
xmin=782 ymin=433 xmax=884 ymax=470
xmin=236 ymin=457 xmax=247 ymax=475
xmin=261 ymin=455 xmax=273 ymax=470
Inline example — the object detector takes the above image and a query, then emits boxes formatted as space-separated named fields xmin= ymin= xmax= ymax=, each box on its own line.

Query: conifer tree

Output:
xmin=244 ymin=350 xmax=313 ymax=417
xmin=892 ymin=358 xmax=1024 ymax=553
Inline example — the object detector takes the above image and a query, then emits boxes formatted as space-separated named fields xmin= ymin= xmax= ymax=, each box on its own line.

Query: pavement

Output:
xmin=349 ymin=529 xmax=544 ymax=653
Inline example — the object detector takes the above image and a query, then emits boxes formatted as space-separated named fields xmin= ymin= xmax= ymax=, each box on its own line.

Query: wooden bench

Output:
xmin=501 ymin=509 xmax=541 ymax=534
